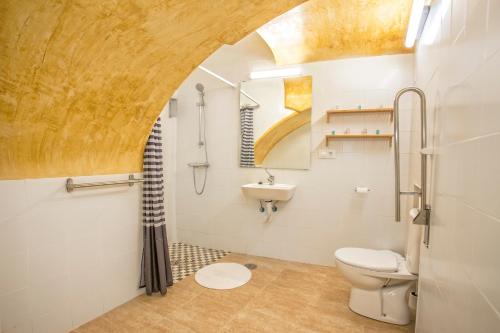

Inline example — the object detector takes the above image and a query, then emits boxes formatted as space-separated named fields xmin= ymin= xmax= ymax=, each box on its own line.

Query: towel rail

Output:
xmin=66 ymin=174 xmax=144 ymax=192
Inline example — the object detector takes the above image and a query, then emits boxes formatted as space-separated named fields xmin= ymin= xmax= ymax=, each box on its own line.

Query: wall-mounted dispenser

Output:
xmin=168 ymin=98 xmax=178 ymax=118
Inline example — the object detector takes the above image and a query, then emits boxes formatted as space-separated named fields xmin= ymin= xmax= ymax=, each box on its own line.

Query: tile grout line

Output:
xmin=218 ymin=256 xmax=286 ymax=332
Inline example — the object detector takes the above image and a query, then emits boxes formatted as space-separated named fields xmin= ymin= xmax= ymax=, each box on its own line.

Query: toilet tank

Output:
xmin=405 ymin=208 xmax=423 ymax=274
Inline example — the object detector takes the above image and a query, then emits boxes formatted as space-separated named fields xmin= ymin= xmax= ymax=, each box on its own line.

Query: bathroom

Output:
xmin=1 ymin=0 xmax=499 ymax=332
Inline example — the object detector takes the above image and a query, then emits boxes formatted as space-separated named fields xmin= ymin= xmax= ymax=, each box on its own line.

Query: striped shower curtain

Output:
xmin=140 ymin=117 xmax=173 ymax=295
xmin=240 ymin=106 xmax=255 ymax=167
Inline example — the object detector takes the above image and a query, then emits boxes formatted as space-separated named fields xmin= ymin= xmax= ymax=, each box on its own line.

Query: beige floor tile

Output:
xmin=72 ymin=254 xmax=414 ymax=333
xmin=221 ymin=308 xmax=309 ymax=333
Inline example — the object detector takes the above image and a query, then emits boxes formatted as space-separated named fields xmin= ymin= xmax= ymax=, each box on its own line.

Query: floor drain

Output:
xmin=244 ymin=263 xmax=257 ymax=270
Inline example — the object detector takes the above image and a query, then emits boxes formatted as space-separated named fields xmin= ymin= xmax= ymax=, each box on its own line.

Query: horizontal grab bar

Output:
xmin=66 ymin=174 xmax=143 ymax=193
xmin=400 ymin=191 xmax=421 ymax=196
xmin=187 ymin=162 xmax=210 ymax=168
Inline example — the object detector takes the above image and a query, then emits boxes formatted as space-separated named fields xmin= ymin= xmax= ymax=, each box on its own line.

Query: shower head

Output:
xmin=196 ymin=83 xmax=205 ymax=107
xmin=195 ymin=83 xmax=204 ymax=93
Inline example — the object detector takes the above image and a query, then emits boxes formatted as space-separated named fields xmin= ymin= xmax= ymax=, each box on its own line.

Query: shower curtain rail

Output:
xmin=66 ymin=174 xmax=144 ymax=192
xmin=198 ymin=65 xmax=260 ymax=107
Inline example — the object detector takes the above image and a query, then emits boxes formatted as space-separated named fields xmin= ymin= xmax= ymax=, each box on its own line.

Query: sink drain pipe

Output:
xmin=259 ymin=200 xmax=277 ymax=220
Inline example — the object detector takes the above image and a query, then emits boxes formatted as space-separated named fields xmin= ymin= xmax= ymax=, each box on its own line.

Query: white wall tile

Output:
xmin=0 ymin=217 xmax=29 ymax=259
xmin=69 ymin=266 xmax=104 ymax=329
xmin=413 ymin=0 xmax=500 ymax=330
xmin=101 ymin=251 xmax=142 ymax=313
xmin=451 ymin=0 xmax=467 ymax=41
xmin=30 ymin=274 xmax=71 ymax=321
xmin=0 ymin=173 xmax=145 ymax=332
xmin=33 ymin=311 xmax=72 ymax=333
xmin=0 ymin=180 xmax=26 ymax=223
xmin=469 ymin=212 xmax=500 ymax=311
xmin=0 ymin=288 xmax=32 ymax=332
xmin=485 ymin=0 xmax=500 ymax=58
xmin=0 ymin=250 xmax=29 ymax=296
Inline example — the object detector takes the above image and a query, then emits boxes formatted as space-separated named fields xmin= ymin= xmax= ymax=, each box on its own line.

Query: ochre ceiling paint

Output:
xmin=284 ymin=76 xmax=313 ymax=112
xmin=258 ymin=0 xmax=413 ymax=65
xmin=0 ymin=0 xmax=305 ymax=180
xmin=254 ymin=75 xmax=312 ymax=165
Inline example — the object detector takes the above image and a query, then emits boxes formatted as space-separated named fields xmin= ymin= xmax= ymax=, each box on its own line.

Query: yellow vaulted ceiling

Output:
xmin=0 ymin=0 xmax=305 ymax=179
xmin=258 ymin=0 xmax=413 ymax=65
xmin=254 ymin=76 xmax=312 ymax=165
xmin=283 ymin=76 xmax=313 ymax=112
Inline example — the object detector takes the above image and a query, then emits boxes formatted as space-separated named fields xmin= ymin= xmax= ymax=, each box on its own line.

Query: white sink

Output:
xmin=241 ymin=183 xmax=296 ymax=201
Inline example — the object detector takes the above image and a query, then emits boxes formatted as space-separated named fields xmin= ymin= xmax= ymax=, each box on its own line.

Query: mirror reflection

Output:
xmin=239 ymin=75 xmax=312 ymax=170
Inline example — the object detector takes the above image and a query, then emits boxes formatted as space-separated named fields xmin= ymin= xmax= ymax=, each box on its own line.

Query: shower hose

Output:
xmin=193 ymin=103 xmax=208 ymax=195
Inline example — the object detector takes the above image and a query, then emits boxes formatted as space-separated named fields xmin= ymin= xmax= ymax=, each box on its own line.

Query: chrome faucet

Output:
xmin=264 ymin=168 xmax=275 ymax=185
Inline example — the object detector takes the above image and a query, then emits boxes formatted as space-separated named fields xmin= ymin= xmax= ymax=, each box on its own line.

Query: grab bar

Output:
xmin=394 ymin=87 xmax=431 ymax=247
xmin=66 ymin=174 xmax=144 ymax=192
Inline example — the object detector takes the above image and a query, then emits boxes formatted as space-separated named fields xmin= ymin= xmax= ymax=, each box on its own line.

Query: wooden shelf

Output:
xmin=325 ymin=134 xmax=393 ymax=147
xmin=326 ymin=108 xmax=393 ymax=122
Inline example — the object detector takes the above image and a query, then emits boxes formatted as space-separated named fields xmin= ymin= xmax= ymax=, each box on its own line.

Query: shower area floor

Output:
xmin=73 ymin=253 xmax=414 ymax=333
xmin=169 ymin=242 xmax=230 ymax=283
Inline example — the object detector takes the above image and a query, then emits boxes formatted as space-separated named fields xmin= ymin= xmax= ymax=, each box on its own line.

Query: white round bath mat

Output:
xmin=195 ymin=263 xmax=251 ymax=290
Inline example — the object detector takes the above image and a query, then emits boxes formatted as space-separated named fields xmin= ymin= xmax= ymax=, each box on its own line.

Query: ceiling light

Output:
xmin=405 ymin=0 xmax=426 ymax=48
xmin=249 ymin=67 xmax=302 ymax=80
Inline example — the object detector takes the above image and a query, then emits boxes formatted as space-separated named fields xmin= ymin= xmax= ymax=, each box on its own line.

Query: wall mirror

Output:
xmin=239 ymin=75 xmax=312 ymax=170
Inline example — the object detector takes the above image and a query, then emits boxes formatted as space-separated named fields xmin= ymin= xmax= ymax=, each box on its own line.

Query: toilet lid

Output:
xmin=335 ymin=248 xmax=399 ymax=272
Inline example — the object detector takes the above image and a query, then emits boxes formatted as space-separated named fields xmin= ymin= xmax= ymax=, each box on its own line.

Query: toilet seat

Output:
xmin=335 ymin=247 xmax=399 ymax=272
xmin=335 ymin=247 xmax=417 ymax=280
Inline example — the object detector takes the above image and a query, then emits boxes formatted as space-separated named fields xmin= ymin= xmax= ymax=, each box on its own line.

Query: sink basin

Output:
xmin=241 ymin=183 xmax=296 ymax=201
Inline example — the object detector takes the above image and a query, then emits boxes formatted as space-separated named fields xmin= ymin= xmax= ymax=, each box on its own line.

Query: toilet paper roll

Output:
xmin=354 ymin=187 xmax=370 ymax=193
xmin=409 ymin=208 xmax=420 ymax=219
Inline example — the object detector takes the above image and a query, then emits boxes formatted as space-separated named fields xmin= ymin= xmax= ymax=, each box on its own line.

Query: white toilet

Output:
xmin=334 ymin=209 xmax=422 ymax=325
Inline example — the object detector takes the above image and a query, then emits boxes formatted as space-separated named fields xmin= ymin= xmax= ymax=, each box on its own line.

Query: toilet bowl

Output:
xmin=335 ymin=248 xmax=417 ymax=325
xmin=335 ymin=209 xmax=422 ymax=325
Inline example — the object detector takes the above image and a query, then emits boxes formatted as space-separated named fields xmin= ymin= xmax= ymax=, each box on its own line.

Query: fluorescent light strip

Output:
xmin=405 ymin=0 xmax=425 ymax=48
xmin=249 ymin=67 xmax=302 ymax=80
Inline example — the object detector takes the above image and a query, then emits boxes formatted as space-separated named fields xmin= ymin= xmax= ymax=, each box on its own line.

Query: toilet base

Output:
xmin=348 ymin=283 xmax=412 ymax=325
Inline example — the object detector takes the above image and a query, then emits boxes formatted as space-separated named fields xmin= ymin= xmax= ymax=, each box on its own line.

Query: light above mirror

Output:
xmin=249 ymin=67 xmax=303 ymax=80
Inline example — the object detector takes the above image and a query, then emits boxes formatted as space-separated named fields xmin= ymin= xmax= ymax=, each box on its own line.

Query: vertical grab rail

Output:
xmin=394 ymin=87 xmax=431 ymax=247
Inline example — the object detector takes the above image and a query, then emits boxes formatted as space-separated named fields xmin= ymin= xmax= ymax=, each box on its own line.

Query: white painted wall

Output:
xmin=175 ymin=33 xmax=415 ymax=265
xmin=0 ymin=110 xmax=177 ymax=332
xmin=411 ymin=0 xmax=500 ymax=332
xmin=0 ymin=174 xmax=143 ymax=333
